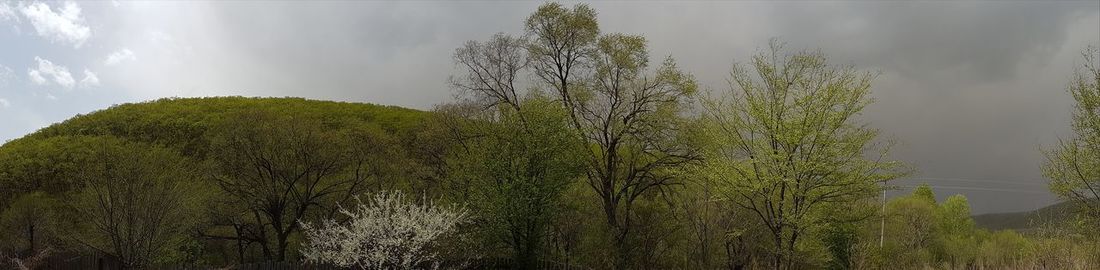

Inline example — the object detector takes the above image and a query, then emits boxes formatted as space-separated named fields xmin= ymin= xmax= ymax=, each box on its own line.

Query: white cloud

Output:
xmin=0 ymin=65 xmax=13 ymax=86
xmin=104 ymin=48 xmax=136 ymax=66
xmin=0 ymin=98 xmax=10 ymax=108
xmin=0 ymin=2 xmax=17 ymax=21
xmin=0 ymin=2 xmax=20 ymax=35
xmin=27 ymin=70 xmax=45 ymax=84
xmin=27 ymin=57 xmax=75 ymax=89
xmin=80 ymin=69 xmax=99 ymax=87
xmin=20 ymin=1 xmax=91 ymax=48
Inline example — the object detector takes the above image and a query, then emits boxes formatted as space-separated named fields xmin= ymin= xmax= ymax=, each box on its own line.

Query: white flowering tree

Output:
xmin=299 ymin=191 xmax=468 ymax=269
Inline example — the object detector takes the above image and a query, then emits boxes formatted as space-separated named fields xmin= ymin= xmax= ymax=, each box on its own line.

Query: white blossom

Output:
xmin=299 ymin=191 xmax=468 ymax=269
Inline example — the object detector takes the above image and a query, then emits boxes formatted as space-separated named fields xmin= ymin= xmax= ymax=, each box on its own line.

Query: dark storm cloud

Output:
xmin=119 ymin=1 xmax=541 ymax=107
xmin=769 ymin=1 xmax=1090 ymax=86
xmin=550 ymin=1 xmax=1097 ymax=213
xmin=2 ymin=1 xmax=1097 ymax=213
xmin=748 ymin=1 xmax=1099 ymax=213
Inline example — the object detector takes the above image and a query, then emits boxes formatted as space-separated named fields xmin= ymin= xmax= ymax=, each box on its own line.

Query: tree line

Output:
xmin=0 ymin=2 xmax=1098 ymax=269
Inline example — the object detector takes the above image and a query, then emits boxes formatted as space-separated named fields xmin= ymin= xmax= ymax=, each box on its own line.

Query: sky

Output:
xmin=0 ymin=1 xmax=1097 ymax=213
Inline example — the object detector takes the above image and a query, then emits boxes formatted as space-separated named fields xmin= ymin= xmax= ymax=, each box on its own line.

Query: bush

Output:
xmin=299 ymin=191 xmax=468 ymax=269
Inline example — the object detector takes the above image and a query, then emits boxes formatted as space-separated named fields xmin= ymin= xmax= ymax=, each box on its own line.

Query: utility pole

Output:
xmin=879 ymin=188 xmax=886 ymax=248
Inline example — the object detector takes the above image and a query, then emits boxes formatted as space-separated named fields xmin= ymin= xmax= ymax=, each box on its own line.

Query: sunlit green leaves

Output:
xmin=1043 ymin=47 xmax=1100 ymax=230
xmin=699 ymin=39 xmax=908 ymax=268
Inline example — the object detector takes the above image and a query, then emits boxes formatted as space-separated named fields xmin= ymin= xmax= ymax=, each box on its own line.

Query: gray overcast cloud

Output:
xmin=0 ymin=1 xmax=1097 ymax=213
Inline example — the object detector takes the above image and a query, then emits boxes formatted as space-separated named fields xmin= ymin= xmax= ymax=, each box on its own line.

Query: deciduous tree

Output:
xmin=207 ymin=111 xmax=377 ymax=261
xmin=1044 ymin=47 xmax=1100 ymax=230
xmin=299 ymin=191 xmax=467 ymax=269
xmin=699 ymin=40 xmax=907 ymax=269
xmin=451 ymin=29 xmax=588 ymax=267
xmin=517 ymin=5 xmax=702 ymax=267
xmin=463 ymin=97 xmax=585 ymax=268
xmin=70 ymin=139 xmax=200 ymax=268
xmin=0 ymin=192 xmax=58 ymax=253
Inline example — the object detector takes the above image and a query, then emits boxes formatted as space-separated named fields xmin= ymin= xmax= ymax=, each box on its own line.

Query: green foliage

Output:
xmin=912 ymin=184 xmax=936 ymax=205
xmin=0 ymin=192 xmax=59 ymax=253
xmin=938 ymin=195 xmax=975 ymax=235
xmin=454 ymin=3 xmax=702 ymax=268
xmin=0 ymin=97 xmax=433 ymax=265
xmin=451 ymin=97 xmax=586 ymax=267
xmin=883 ymin=187 xmax=976 ymax=268
xmin=25 ymin=97 xmax=426 ymax=158
xmin=822 ymin=222 xmax=858 ymax=270
xmin=976 ymin=230 xmax=1030 ymax=268
xmin=1044 ymin=47 xmax=1100 ymax=233
xmin=0 ymin=136 xmax=107 ymax=204
xmin=559 ymin=17 xmax=700 ymax=269
xmin=876 ymin=186 xmax=1100 ymax=269
xmin=883 ymin=195 xmax=937 ymax=266
xmin=0 ymin=3 xmax=1096 ymax=269
xmin=525 ymin=2 xmax=599 ymax=92
xmin=66 ymin=137 xmax=204 ymax=268
xmin=207 ymin=109 xmax=359 ymax=261
xmin=699 ymin=40 xmax=908 ymax=269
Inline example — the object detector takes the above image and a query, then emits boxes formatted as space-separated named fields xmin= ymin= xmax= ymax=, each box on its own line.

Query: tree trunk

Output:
xmin=277 ymin=231 xmax=290 ymax=262
xmin=236 ymin=232 xmax=245 ymax=262
xmin=28 ymin=224 xmax=35 ymax=252
xmin=772 ymin=232 xmax=784 ymax=270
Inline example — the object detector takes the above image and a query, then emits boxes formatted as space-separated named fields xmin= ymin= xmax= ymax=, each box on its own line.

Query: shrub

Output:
xmin=299 ymin=191 xmax=468 ymax=269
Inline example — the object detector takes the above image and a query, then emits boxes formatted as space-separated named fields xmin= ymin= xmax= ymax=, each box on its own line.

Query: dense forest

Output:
xmin=1 ymin=3 xmax=1099 ymax=270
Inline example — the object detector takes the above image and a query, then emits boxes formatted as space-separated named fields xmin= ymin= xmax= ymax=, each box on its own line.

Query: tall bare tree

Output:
xmin=451 ymin=33 xmax=530 ymax=111
xmin=523 ymin=4 xmax=700 ymax=267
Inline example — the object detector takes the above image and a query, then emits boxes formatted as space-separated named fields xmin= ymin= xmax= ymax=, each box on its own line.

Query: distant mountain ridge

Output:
xmin=972 ymin=201 xmax=1079 ymax=232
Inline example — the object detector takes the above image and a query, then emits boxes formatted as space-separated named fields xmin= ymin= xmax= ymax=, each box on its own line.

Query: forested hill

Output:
xmin=0 ymin=97 xmax=441 ymax=210
xmin=973 ymin=201 xmax=1079 ymax=232
xmin=12 ymin=97 xmax=428 ymax=156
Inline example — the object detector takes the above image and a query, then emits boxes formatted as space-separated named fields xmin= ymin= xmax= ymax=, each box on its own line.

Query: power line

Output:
xmin=899 ymin=177 xmax=1047 ymax=187
xmin=891 ymin=185 xmax=1051 ymax=194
